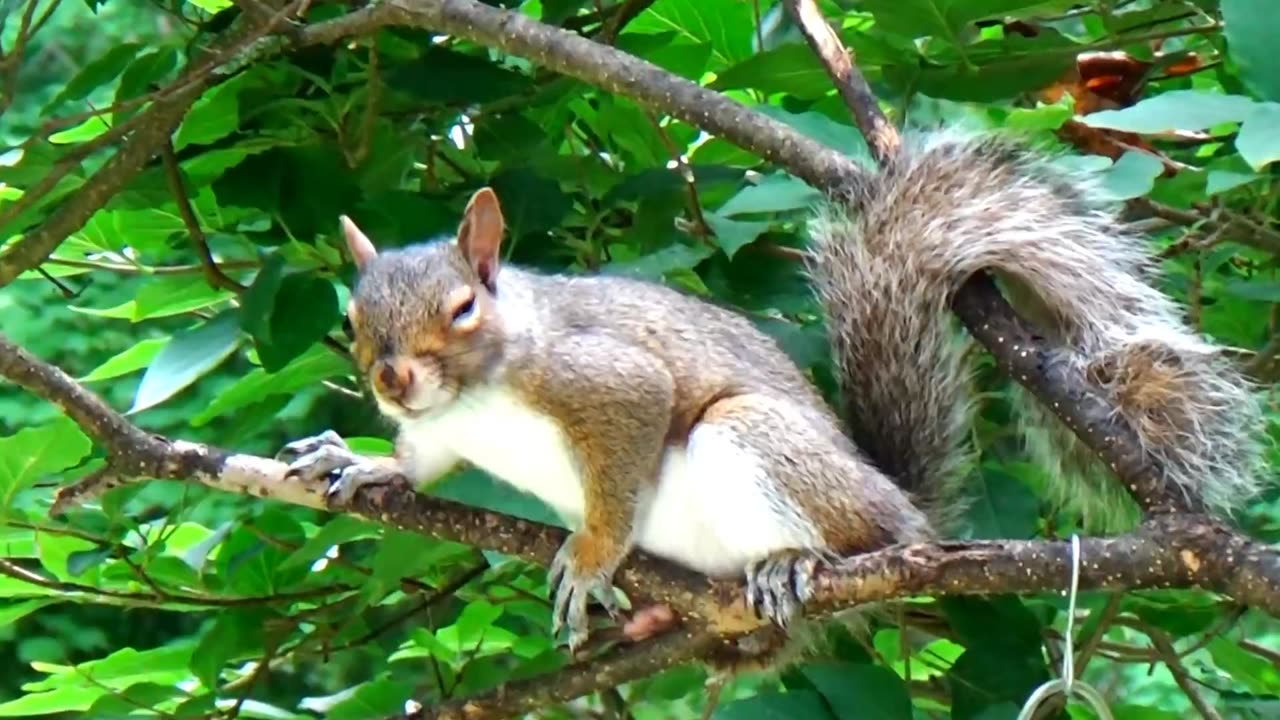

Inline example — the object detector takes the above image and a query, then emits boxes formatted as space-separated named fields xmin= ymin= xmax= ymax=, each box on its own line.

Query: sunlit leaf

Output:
xmin=129 ymin=311 xmax=242 ymax=413
xmin=0 ymin=418 xmax=93 ymax=517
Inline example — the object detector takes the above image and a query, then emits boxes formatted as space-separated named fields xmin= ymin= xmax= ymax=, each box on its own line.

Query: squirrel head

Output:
xmin=340 ymin=188 xmax=508 ymax=421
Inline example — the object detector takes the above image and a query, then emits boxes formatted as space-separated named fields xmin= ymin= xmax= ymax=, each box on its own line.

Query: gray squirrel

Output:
xmin=277 ymin=131 xmax=1266 ymax=652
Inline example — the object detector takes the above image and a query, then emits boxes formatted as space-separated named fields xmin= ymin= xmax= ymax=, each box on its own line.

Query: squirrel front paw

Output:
xmin=745 ymin=549 xmax=834 ymax=629
xmin=547 ymin=533 xmax=623 ymax=652
xmin=276 ymin=430 xmax=407 ymax=507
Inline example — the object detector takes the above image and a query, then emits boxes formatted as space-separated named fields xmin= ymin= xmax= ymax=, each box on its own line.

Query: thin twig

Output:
xmin=160 ymin=140 xmax=247 ymax=292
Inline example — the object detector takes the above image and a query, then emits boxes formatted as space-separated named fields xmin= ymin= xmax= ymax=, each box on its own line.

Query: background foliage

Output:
xmin=1 ymin=0 xmax=1279 ymax=718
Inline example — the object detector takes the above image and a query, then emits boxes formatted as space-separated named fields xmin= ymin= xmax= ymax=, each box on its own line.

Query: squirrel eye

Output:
xmin=451 ymin=296 xmax=477 ymax=325
xmin=341 ymin=316 xmax=355 ymax=340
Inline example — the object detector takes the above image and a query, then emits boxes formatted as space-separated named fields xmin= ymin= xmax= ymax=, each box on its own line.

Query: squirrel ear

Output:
xmin=457 ymin=187 xmax=505 ymax=288
xmin=340 ymin=215 xmax=378 ymax=270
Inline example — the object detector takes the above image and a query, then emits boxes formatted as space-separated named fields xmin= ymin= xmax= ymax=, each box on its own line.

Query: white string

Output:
xmin=1063 ymin=534 xmax=1080 ymax=692
xmin=1016 ymin=534 xmax=1114 ymax=720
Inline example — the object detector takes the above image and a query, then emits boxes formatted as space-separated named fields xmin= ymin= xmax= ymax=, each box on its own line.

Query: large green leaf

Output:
xmin=0 ymin=417 xmax=93 ymax=517
xmin=1082 ymin=90 xmax=1259 ymax=132
xmin=627 ymin=0 xmax=754 ymax=67
xmin=255 ymin=272 xmax=341 ymax=372
xmin=861 ymin=0 xmax=1061 ymax=41
xmin=712 ymin=689 xmax=838 ymax=720
xmin=1223 ymin=0 xmax=1280 ymax=101
xmin=802 ymin=663 xmax=912 ymax=720
xmin=192 ymin=344 xmax=351 ymax=426
xmin=129 ymin=311 xmax=243 ymax=413
xmin=23 ymin=643 xmax=197 ymax=692
xmin=79 ymin=337 xmax=169 ymax=383
xmin=1237 ymin=102 xmax=1280 ymax=169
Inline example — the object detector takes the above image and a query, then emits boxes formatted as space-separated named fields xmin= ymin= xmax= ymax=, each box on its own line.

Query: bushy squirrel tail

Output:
xmin=807 ymin=131 xmax=1267 ymax=531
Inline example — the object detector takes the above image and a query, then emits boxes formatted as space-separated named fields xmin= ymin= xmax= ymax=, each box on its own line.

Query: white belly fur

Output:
xmin=403 ymin=385 xmax=820 ymax=577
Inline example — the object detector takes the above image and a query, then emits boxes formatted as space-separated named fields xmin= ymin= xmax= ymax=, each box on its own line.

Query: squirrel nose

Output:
xmin=375 ymin=360 xmax=415 ymax=400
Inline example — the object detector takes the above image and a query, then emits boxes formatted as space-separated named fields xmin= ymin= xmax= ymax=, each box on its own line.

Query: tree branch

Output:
xmin=159 ymin=140 xmax=246 ymax=292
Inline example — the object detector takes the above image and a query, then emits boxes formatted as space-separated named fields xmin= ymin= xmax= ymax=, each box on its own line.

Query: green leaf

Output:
xmin=129 ymin=311 xmax=243 ymax=413
xmin=802 ymin=663 xmax=912 ymax=720
xmin=1236 ymin=102 xmax=1280 ymax=170
xmin=1081 ymin=90 xmax=1258 ymax=132
xmin=718 ymin=174 xmax=821 ymax=217
xmin=193 ymin=344 xmax=350 ymax=426
xmin=452 ymin=600 xmax=505 ymax=646
xmin=1222 ymin=280 xmax=1280 ymax=303
xmin=36 ymin=533 xmax=99 ymax=582
xmin=48 ymin=115 xmax=113 ymax=144
xmin=71 ymin=277 xmax=234 ymax=321
xmin=383 ymin=46 xmax=533 ymax=105
xmin=757 ymin=106 xmax=871 ymax=160
xmin=0 ymin=599 xmax=56 ymax=627
xmin=1100 ymin=151 xmax=1164 ymax=200
xmin=86 ymin=683 xmax=187 ymax=719
xmin=256 ymin=273 xmax=340 ymax=372
xmin=604 ymin=244 xmax=715 ymax=282
xmin=77 ymin=206 xmax=188 ymax=256
xmin=323 ymin=679 xmax=415 ymax=720
xmin=628 ymin=0 xmax=754 ymax=67
xmin=861 ymin=0 xmax=1059 ymax=40
xmin=1223 ymin=0 xmax=1280 ymax=101
xmin=44 ymin=42 xmax=145 ymax=113
xmin=78 ymin=337 xmax=169 ymax=382
xmin=0 ymin=686 xmax=105 ymax=716
xmin=1207 ymin=169 xmax=1263 ymax=195
xmin=941 ymin=596 xmax=1043 ymax=657
xmin=1208 ymin=638 xmax=1280 ymax=695
xmin=190 ymin=609 xmax=272 ymax=690
xmin=489 ymin=169 xmax=574 ymax=238
xmin=280 ymin=515 xmax=382 ymax=571
xmin=0 ymin=417 xmax=93 ymax=516
xmin=712 ymin=44 xmax=831 ymax=99
xmin=712 ymin=689 xmax=837 ymax=720
xmin=240 ymin=254 xmax=287 ymax=346
xmin=23 ymin=642 xmax=197 ymax=692
xmin=704 ymin=214 xmax=771 ymax=259
xmin=0 ymin=574 xmax=61 ymax=598
xmin=368 ymin=529 xmax=449 ymax=593
xmin=115 ymin=47 xmax=178 ymax=108
xmin=966 ymin=466 xmax=1040 ymax=539
xmin=174 ymin=77 xmax=243 ymax=150
xmin=949 ymin=646 xmax=1050 ymax=720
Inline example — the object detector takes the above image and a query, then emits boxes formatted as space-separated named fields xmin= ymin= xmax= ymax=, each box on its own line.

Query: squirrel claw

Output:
xmin=548 ymin=535 xmax=620 ymax=652
xmin=745 ymin=549 xmax=833 ymax=629
xmin=276 ymin=430 xmax=348 ymax=465
xmin=279 ymin=443 xmax=362 ymax=484
xmin=324 ymin=463 xmax=406 ymax=508
xmin=277 ymin=433 xmax=405 ymax=507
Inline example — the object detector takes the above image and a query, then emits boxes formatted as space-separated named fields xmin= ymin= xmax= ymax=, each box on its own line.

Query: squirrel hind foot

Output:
xmin=744 ymin=548 xmax=837 ymax=630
